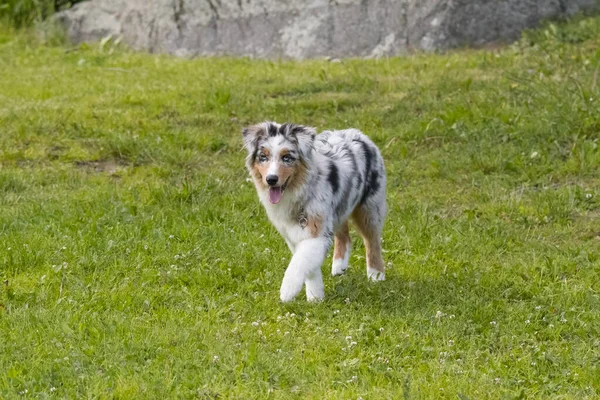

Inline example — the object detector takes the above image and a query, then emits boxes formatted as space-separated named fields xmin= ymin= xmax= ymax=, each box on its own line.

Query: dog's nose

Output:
xmin=266 ymin=175 xmax=279 ymax=186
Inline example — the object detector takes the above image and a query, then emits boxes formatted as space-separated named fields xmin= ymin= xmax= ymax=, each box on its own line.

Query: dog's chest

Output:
xmin=262 ymin=200 xmax=308 ymax=244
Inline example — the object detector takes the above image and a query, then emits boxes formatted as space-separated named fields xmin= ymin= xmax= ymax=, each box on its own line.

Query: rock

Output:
xmin=56 ymin=0 xmax=599 ymax=59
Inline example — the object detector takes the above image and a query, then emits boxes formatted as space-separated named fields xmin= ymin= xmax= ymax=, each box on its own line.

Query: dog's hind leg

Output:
xmin=352 ymin=203 xmax=386 ymax=281
xmin=332 ymin=221 xmax=352 ymax=276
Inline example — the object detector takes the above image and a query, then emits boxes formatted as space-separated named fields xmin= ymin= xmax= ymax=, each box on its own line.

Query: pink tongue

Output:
xmin=269 ymin=186 xmax=283 ymax=204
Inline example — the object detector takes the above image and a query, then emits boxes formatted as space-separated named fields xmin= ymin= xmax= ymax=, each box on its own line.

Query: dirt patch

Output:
xmin=74 ymin=160 xmax=126 ymax=176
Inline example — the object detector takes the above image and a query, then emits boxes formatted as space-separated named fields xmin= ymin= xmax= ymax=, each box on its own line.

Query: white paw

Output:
xmin=367 ymin=268 xmax=385 ymax=281
xmin=306 ymin=289 xmax=324 ymax=302
xmin=331 ymin=258 xmax=349 ymax=276
xmin=280 ymin=271 xmax=304 ymax=302
xmin=305 ymin=279 xmax=324 ymax=302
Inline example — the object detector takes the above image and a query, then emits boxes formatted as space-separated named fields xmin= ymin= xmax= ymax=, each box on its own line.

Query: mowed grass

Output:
xmin=1 ymin=16 xmax=600 ymax=399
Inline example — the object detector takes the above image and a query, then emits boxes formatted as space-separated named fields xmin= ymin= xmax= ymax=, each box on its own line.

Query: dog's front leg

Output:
xmin=280 ymin=236 xmax=331 ymax=302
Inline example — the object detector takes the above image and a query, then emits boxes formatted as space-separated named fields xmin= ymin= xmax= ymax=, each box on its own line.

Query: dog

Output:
xmin=242 ymin=121 xmax=387 ymax=302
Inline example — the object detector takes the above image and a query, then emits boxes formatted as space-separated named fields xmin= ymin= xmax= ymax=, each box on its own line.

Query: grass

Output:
xmin=0 ymin=1 xmax=84 ymax=29
xmin=1 ymin=15 xmax=600 ymax=399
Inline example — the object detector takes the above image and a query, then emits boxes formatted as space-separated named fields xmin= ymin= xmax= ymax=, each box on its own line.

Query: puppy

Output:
xmin=242 ymin=122 xmax=387 ymax=302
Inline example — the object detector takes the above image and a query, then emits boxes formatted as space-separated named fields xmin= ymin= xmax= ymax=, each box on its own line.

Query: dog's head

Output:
xmin=242 ymin=121 xmax=315 ymax=204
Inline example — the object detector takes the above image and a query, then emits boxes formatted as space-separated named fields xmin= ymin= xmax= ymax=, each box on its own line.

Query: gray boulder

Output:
xmin=56 ymin=0 xmax=599 ymax=59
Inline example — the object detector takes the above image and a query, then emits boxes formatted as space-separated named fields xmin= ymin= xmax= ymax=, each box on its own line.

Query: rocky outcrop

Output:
xmin=57 ymin=0 xmax=599 ymax=59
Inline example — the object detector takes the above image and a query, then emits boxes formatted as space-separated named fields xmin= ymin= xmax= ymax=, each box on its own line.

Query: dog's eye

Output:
xmin=282 ymin=155 xmax=294 ymax=163
xmin=259 ymin=154 xmax=268 ymax=162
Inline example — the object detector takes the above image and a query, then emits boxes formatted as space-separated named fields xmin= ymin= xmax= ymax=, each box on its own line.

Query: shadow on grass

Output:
xmin=325 ymin=270 xmax=497 ymax=320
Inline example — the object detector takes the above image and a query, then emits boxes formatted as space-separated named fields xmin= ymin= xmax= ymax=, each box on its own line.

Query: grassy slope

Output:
xmin=1 ymin=17 xmax=600 ymax=399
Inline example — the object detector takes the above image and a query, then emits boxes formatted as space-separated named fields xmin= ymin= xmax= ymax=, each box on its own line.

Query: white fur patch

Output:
xmin=305 ymin=268 xmax=324 ymax=301
xmin=279 ymin=237 xmax=329 ymax=302
xmin=367 ymin=267 xmax=385 ymax=281
xmin=280 ymin=268 xmax=305 ymax=302
xmin=331 ymin=244 xmax=351 ymax=276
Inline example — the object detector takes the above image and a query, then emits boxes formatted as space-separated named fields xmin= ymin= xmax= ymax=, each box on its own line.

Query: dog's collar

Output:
xmin=298 ymin=207 xmax=308 ymax=229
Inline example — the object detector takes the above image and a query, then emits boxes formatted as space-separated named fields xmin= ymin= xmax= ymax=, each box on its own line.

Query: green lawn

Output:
xmin=1 ymin=16 xmax=600 ymax=399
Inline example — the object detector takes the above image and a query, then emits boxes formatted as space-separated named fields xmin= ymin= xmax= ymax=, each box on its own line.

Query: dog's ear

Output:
xmin=286 ymin=124 xmax=316 ymax=158
xmin=242 ymin=123 xmax=267 ymax=154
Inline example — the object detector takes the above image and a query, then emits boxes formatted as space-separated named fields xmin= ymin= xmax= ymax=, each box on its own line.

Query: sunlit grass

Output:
xmin=1 ymin=16 xmax=600 ymax=398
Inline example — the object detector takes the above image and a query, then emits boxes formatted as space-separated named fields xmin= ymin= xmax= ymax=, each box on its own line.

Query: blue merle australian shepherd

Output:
xmin=243 ymin=122 xmax=387 ymax=302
